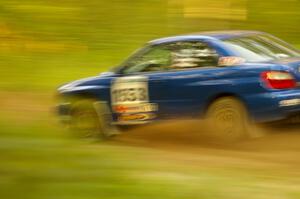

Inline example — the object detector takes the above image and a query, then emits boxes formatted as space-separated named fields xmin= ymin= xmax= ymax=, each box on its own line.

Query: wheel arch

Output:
xmin=57 ymin=91 xmax=109 ymax=118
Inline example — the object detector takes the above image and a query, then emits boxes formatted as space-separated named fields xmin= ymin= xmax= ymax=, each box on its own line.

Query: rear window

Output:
xmin=222 ymin=34 xmax=300 ymax=62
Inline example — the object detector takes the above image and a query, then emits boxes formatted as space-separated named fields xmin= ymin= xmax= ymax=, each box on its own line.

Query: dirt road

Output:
xmin=111 ymin=121 xmax=300 ymax=175
xmin=2 ymin=91 xmax=300 ymax=175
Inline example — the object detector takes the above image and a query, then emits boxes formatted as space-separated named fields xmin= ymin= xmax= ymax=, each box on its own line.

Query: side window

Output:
xmin=120 ymin=41 xmax=218 ymax=74
xmin=121 ymin=45 xmax=171 ymax=74
xmin=169 ymin=41 xmax=219 ymax=69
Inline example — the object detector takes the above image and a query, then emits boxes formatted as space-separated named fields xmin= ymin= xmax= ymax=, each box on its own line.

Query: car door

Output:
xmin=110 ymin=44 xmax=174 ymax=123
xmin=144 ymin=40 xmax=222 ymax=118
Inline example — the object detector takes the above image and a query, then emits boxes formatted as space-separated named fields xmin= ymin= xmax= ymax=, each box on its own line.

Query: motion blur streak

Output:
xmin=0 ymin=1 xmax=300 ymax=199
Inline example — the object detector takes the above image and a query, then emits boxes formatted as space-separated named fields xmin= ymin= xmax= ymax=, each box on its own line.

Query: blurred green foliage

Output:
xmin=1 ymin=121 xmax=300 ymax=199
xmin=0 ymin=0 xmax=299 ymax=91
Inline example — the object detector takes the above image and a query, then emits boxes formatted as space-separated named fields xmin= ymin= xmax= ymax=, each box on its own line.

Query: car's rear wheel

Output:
xmin=70 ymin=100 xmax=118 ymax=140
xmin=206 ymin=97 xmax=260 ymax=142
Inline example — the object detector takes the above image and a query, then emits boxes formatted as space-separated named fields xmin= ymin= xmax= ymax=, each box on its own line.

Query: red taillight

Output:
xmin=261 ymin=71 xmax=296 ymax=89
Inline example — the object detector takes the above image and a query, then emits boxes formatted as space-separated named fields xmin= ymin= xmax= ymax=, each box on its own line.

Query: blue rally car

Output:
xmin=57 ymin=31 xmax=300 ymax=141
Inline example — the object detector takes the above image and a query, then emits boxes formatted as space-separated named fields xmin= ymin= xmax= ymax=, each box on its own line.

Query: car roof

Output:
xmin=149 ymin=30 xmax=264 ymax=45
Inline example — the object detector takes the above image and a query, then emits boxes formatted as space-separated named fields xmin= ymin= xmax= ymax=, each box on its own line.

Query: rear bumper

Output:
xmin=246 ymin=89 xmax=300 ymax=123
xmin=280 ymin=113 xmax=300 ymax=124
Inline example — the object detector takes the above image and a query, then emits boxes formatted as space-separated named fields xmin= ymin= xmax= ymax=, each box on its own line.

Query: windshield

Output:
xmin=110 ymin=46 xmax=150 ymax=73
xmin=222 ymin=34 xmax=300 ymax=62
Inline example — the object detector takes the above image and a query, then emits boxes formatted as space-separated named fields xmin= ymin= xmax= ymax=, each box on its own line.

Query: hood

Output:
xmin=58 ymin=72 xmax=116 ymax=93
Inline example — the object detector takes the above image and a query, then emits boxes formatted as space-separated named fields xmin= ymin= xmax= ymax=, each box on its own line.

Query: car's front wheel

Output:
xmin=70 ymin=100 xmax=118 ymax=140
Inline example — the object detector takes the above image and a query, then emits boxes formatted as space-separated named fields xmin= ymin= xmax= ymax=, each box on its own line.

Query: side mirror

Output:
xmin=143 ymin=63 xmax=162 ymax=71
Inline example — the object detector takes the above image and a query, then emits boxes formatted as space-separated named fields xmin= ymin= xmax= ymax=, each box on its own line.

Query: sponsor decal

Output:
xmin=113 ymin=103 xmax=158 ymax=113
xmin=118 ymin=113 xmax=156 ymax=122
xmin=218 ymin=56 xmax=245 ymax=66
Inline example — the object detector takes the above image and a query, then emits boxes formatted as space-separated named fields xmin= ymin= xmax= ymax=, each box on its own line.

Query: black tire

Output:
xmin=70 ymin=100 xmax=118 ymax=140
xmin=206 ymin=97 xmax=258 ymax=142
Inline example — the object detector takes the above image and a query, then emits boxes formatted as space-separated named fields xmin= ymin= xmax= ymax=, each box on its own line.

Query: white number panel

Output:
xmin=111 ymin=76 xmax=149 ymax=105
